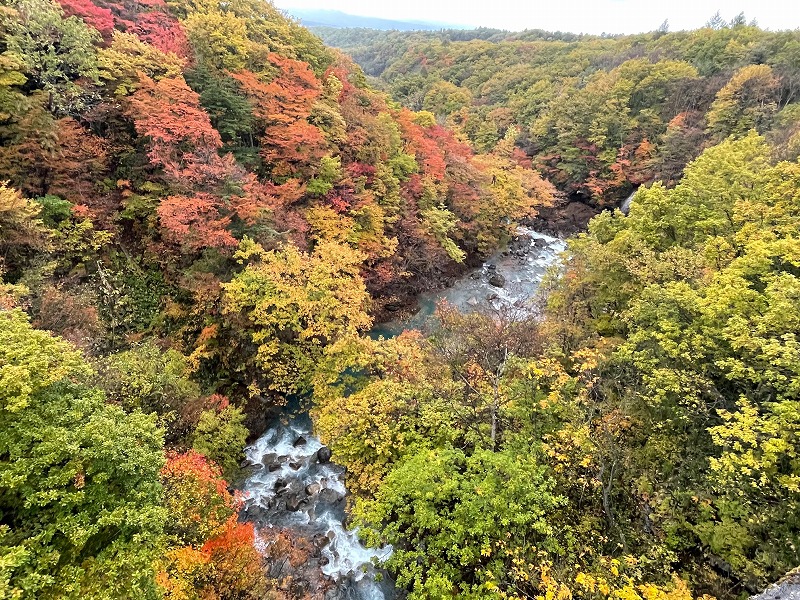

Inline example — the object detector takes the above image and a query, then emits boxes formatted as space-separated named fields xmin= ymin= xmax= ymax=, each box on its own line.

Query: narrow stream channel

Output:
xmin=239 ymin=227 xmax=566 ymax=599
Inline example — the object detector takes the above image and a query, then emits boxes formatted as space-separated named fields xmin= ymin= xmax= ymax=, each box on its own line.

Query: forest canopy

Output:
xmin=0 ymin=1 xmax=798 ymax=599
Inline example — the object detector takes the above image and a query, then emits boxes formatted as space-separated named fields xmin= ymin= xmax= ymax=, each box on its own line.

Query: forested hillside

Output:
xmin=317 ymin=133 xmax=800 ymax=599
xmin=0 ymin=0 xmax=552 ymax=597
xmin=1 ymin=1 xmax=799 ymax=600
xmin=317 ymin=21 xmax=800 ymax=220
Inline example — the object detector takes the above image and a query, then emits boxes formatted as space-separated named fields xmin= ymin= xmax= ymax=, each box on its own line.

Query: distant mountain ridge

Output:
xmin=284 ymin=8 xmax=470 ymax=31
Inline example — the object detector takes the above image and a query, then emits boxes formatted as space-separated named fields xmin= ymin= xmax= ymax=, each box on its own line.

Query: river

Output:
xmin=238 ymin=227 xmax=566 ymax=600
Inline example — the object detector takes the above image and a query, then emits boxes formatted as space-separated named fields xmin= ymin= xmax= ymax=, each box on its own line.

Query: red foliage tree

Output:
xmin=394 ymin=109 xmax=449 ymax=181
xmin=126 ymin=74 xmax=223 ymax=184
xmin=126 ymin=75 xmax=257 ymax=249
xmin=161 ymin=450 xmax=237 ymax=546
xmin=202 ymin=521 xmax=269 ymax=597
xmin=157 ymin=193 xmax=238 ymax=251
xmin=133 ymin=10 xmax=191 ymax=59
xmin=57 ymin=0 xmax=115 ymax=40
xmin=234 ymin=57 xmax=327 ymax=178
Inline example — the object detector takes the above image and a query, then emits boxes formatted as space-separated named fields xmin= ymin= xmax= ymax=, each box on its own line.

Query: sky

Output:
xmin=273 ymin=0 xmax=800 ymax=35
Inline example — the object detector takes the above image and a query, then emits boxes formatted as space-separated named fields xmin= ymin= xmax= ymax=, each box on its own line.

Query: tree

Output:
xmin=57 ymin=0 xmax=115 ymax=40
xmin=222 ymin=238 xmax=372 ymax=394
xmin=706 ymin=11 xmax=727 ymax=30
xmin=233 ymin=58 xmax=327 ymax=180
xmin=355 ymin=446 xmax=563 ymax=599
xmin=0 ymin=310 xmax=165 ymax=599
xmin=126 ymin=74 xmax=224 ymax=187
xmin=96 ymin=341 xmax=202 ymax=441
xmin=312 ymin=331 xmax=454 ymax=495
xmin=0 ymin=182 xmax=50 ymax=276
xmin=157 ymin=447 xmax=277 ymax=600
xmin=429 ymin=305 xmax=542 ymax=449
xmin=160 ymin=450 xmax=235 ymax=548
xmin=191 ymin=404 xmax=248 ymax=481
xmin=97 ymin=32 xmax=185 ymax=96
xmin=707 ymin=65 xmax=780 ymax=139
xmin=126 ymin=74 xmax=249 ymax=250
xmin=3 ymin=0 xmax=100 ymax=114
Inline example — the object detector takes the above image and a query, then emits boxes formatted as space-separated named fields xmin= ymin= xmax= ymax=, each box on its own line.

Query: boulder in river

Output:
xmin=276 ymin=479 xmax=304 ymax=496
xmin=261 ymin=453 xmax=278 ymax=468
xmin=467 ymin=296 xmax=479 ymax=306
xmin=305 ymin=482 xmax=321 ymax=496
xmin=318 ymin=488 xmax=339 ymax=504
xmin=317 ymin=446 xmax=332 ymax=463
xmin=312 ymin=533 xmax=330 ymax=550
xmin=488 ymin=273 xmax=506 ymax=288
xmin=286 ymin=493 xmax=305 ymax=512
xmin=293 ymin=435 xmax=307 ymax=447
xmin=289 ymin=461 xmax=303 ymax=471
xmin=750 ymin=570 xmax=800 ymax=600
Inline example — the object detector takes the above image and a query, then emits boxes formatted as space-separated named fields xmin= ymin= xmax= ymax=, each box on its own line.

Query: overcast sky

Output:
xmin=274 ymin=0 xmax=800 ymax=35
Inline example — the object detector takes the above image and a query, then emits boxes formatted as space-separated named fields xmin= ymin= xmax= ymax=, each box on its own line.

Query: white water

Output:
xmin=620 ymin=189 xmax=637 ymax=215
xmin=241 ymin=414 xmax=394 ymax=600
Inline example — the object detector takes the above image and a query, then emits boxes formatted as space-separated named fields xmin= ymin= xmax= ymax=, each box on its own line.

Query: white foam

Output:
xmin=241 ymin=417 xmax=393 ymax=599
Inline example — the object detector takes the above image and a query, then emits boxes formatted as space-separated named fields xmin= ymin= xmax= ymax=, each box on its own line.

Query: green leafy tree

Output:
xmin=706 ymin=65 xmax=780 ymax=140
xmin=2 ymin=0 xmax=100 ymax=114
xmin=0 ymin=310 xmax=165 ymax=599
xmin=97 ymin=342 xmax=200 ymax=413
xmin=356 ymin=446 xmax=563 ymax=599
xmin=191 ymin=404 xmax=249 ymax=481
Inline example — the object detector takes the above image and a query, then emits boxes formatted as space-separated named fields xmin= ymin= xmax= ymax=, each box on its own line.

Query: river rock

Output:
xmin=305 ymin=482 xmax=321 ymax=496
xmin=467 ymin=296 xmax=479 ymax=306
xmin=312 ymin=533 xmax=330 ymax=549
xmin=751 ymin=571 xmax=800 ymax=600
xmin=318 ymin=488 xmax=339 ymax=504
xmin=289 ymin=461 xmax=303 ymax=471
xmin=317 ymin=446 xmax=332 ymax=463
xmin=277 ymin=479 xmax=304 ymax=496
xmin=268 ymin=463 xmax=281 ymax=472
xmin=260 ymin=453 xmax=278 ymax=468
xmin=486 ymin=263 xmax=497 ymax=272
xmin=286 ymin=493 xmax=305 ymax=512
xmin=488 ymin=273 xmax=506 ymax=288
xmin=486 ymin=293 xmax=499 ymax=302
xmin=293 ymin=435 xmax=307 ymax=447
